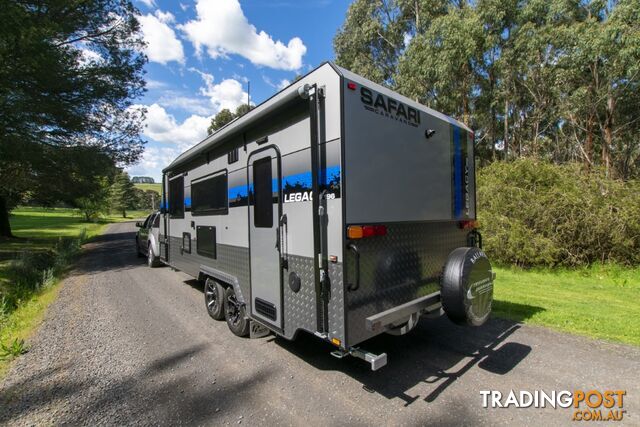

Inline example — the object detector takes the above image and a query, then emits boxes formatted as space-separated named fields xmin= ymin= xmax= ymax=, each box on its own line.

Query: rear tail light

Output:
xmin=347 ymin=225 xmax=387 ymax=239
xmin=458 ymin=220 xmax=479 ymax=230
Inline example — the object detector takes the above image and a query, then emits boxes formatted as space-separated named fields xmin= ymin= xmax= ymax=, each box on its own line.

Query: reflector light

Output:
xmin=347 ymin=82 xmax=356 ymax=90
xmin=347 ymin=225 xmax=363 ymax=239
xmin=347 ymin=225 xmax=387 ymax=239
xmin=331 ymin=337 xmax=341 ymax=346
xmin=362 ymin=226 xmax=375 ymax=237
xmin=459 ymin=220 xmax=478 ymax=229
xmin=374 ymin=225 xmax=387 ymax=236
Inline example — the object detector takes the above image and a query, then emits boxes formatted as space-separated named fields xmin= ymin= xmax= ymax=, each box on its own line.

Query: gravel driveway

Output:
xmin=1 ymin=221 xmax=638 ymax=426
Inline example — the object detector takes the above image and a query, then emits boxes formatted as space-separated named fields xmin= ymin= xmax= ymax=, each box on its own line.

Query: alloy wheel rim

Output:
xmin=205 ymin=282 xmax=217 ymax=312
xmin=226 ymin=294 xmax=241 ymax=325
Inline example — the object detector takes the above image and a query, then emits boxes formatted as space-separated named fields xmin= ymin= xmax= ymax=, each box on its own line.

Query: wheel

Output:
xmin=204 ymin=278 xmax=225 ymax=320
xmin=136 ymin=238 xmax=144 ymax=258
xmin=223 ymin=286 xmax=249 ymax=337
xmin=147 ymin=246 xmax=160 ymax=268
xmin=441 ymin=247 xmax=494 ymax=326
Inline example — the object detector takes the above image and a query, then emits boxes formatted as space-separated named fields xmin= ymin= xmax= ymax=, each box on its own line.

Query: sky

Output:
xmin=126 ymin=0 xmax=352 ymax=182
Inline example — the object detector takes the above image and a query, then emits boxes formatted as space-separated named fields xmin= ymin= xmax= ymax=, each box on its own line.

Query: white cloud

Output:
xmin=191 ymin=68 xmax=248 ymax=113
xmin=157 ymin=93 xmax=212 ymax=115
xmin=133 ymin=103 xmax=211 ymax=150
xmin=138 ymin=0 xmax=156 ymax=8
xmin=138 ymin=11 xmax=185 ymax=64
xmin=180 ymin=0 xmax=307 ymax=70
xmin=127 ymin=145 xmax=179 ymax=180
xmin=154 ymin=10 xmax=175 ymax=23
xmin=277 ymin=79 xmax=290 ymax=90
xmin=262 ymin=76 xmax=290 ymax=91
xmin=146 ymin=78 xmax=168 ymax=89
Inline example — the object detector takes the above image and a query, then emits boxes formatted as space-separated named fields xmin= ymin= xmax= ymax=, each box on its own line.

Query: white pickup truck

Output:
xmin=135 ymin=211 xmax=162 ymax=267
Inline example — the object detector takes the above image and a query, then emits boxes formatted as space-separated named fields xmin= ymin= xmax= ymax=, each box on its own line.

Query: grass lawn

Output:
xmin=0 ymin=207 xmax=150 ymax=376
xmin=493 ymin=265 xmax=640 ymax=346
xmin=0 ymin=207 xmax=149 ymax=264
xmin=134 ymin=183 xmax=161 ymax=193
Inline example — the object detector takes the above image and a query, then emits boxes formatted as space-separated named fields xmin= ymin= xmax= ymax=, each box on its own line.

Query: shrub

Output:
xmin=0 ymin=229 xmax=85 ymax=317
xmin=478 ymin=159 xmax=640 ymax=267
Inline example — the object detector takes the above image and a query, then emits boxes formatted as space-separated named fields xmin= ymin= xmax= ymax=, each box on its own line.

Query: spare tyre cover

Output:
xmin=441 ymin=247 xmax=494 ymax=326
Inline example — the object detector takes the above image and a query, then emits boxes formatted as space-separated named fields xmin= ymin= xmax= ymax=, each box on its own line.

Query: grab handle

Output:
xmin=279 ymin=214 xmax=288 ymax=269
xmin=347 ymin=243 xmax=360 ymax=291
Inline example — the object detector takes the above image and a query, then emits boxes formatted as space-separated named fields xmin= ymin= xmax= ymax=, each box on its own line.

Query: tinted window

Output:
xmin=168 ymin=176 xmax=184 ymax=218
xmin=228 ymin=148 xmax=239 ymax=164
xmin=196 ymin=226 xmax=216 ymax=258
xmin=143 ymin=214 xmax=152 ymax=228
xmin=192 ymin=172 xmax=228 ymax=216
xmin=152 ymin=213 xmax=160 ymax=228
xmin=253 ymin=157 xmax=273 ymax=228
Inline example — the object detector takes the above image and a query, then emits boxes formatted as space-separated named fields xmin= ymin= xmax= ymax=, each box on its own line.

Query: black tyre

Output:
xmin=147 ymin=246 xmax=161 ymax=268
xmin=441 ymin=247 xmax=494 ymax=326
xmin=204 ymin=278 xmax=225 ymax=320
xmin=223 ymin=286 xmax=249 ymax=337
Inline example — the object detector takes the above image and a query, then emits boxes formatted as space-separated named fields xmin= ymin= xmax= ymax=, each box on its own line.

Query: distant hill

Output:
xmin=134 ymin=183 xmax=161 ymax=193
xmin=131 ymin=176 xmax=155 ymax=184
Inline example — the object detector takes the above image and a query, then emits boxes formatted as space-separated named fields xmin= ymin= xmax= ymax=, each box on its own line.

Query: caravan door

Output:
xmin=248 ymin=147 xmax=283 ymax=329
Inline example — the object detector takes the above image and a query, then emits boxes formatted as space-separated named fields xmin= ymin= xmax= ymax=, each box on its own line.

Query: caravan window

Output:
xmin=253 ymin=157 xmax=273 ymax=228
xmin=168 ymin=176 xmax=184 ymax=218
xmin=191 ymin=172 xmax=228 ymax=216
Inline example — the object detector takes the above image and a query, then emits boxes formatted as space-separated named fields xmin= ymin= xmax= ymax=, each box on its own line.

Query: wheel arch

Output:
xmin=199 ymin=265 xmax=246 ymax=304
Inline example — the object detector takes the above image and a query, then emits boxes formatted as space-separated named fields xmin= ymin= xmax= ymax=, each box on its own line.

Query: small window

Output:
xmin=152 ymin=213 xmax=160 ymax=228
xmin=228 ymin=148 xmax=239 ymax=164
xmin=168 ymin=176 xmax=184 ymax=218
xmin=182 ymin=232 xmax=191 ymax=254
xmin=192 ymin=172 xmax=228 ymax=216
xmin=253 ymin=157 xmax=273 ymax=228
xmin=196 ymin=226 xmax=216 ymax=259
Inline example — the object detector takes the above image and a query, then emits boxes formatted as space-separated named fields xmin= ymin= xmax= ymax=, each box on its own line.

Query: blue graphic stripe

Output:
xmin=453 ymin=126 xmax=463 ymax=219
xmin=228 ymin=165 xmax=341 ymax=201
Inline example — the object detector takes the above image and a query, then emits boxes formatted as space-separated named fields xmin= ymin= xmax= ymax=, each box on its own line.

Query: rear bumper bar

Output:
xmin=365 ymin=291 xmax=442 ymax=332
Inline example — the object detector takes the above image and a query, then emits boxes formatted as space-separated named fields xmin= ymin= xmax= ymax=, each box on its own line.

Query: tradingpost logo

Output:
xmin=480 ymin=389 xmax=627 ymax=421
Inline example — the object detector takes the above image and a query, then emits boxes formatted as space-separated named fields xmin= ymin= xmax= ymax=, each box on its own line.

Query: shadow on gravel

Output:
xmin=0 ymin=344 xmax=267 ymax=425
xmin=73 ymin=228 xmax=153 ymax=275
xmin=276 ymin=316 xmax=533 ymax=407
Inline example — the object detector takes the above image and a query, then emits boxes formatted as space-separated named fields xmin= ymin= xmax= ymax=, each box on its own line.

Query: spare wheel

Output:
xmin=441 ymin=247 xmax=494 ymax=326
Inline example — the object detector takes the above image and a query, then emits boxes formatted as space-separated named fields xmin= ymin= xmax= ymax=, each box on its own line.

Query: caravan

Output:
xmin=155 ymin=62 xmax=495 ymax=370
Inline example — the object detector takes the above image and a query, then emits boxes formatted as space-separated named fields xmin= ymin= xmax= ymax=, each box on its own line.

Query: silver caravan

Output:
xmin=159 ymin=62 xmax=495 ymax=370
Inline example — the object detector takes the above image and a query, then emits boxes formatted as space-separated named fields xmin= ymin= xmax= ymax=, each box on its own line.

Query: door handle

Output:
xmin=347 ymin=243 xmax=360 ymax=291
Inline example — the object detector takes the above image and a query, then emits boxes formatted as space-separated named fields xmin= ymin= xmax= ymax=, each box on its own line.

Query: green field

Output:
xmin=493 ymin=265 xmax=640 ymax=346
xmin=134 ymin=183 xmax=162 ymax=193
xmin=0 ymin=207 xmax=149 ymax=268
xmin=0 ymin=207 xmax=150 ymax=374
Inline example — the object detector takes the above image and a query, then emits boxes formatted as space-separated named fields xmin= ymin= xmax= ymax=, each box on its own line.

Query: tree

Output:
xmin=76 ymin=177 xmax=111 ymax=221
xmin=235 ymin=104 xmax=253 ymax=118
xmin=207 ymin=109 xmax=235 ymax=135
xmin=333 ymin=0 xmax=640 ymax=178
xmin=110 ymin=171 xmax=136 ymax=218
xmin=334 ymin=0 xmax=407 ymax=85
xmin=0 ymin=0 xmax=147 ymax=237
